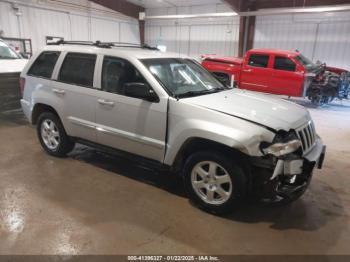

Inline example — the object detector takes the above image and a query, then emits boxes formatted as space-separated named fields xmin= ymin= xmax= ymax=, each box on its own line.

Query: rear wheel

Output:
xmin=183 ymin=151 xmax=247 ymax=215
xmin=37 ymin=112 xmax=75 ymax=157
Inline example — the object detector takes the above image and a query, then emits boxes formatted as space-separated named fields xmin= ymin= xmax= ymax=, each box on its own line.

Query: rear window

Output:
xmin=58 ymin=53 xmax=96 ymax=87
xmin=0 ymin=41 xmax=21 ymax=59
xmin=274 ymin=56 xmax=296 ymax=72
xmin=28 ymin=51 xmax=60 ymax=78
xmin=212 ymin=72 xmax=231 ymax=87
xmin=248 ymin=54 xmax=269 ymax=68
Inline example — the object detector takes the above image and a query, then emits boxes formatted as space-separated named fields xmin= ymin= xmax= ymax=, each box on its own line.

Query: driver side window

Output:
xmin=101 ymin=56 xmax=147 ymax=96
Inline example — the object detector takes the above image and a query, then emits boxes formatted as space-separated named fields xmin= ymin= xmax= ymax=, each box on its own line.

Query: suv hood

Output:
xmin=0 ymin=59 xmax=28 ymax=73
xmin=184 ymin=89 xmax=310 ymax=131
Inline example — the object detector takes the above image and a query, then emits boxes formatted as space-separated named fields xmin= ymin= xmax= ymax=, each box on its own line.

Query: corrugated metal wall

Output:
xmin=0 ymin=0 xmax=140 ymax=53
xmin=145 ymin=4 xmax=240 ymax=59
xmin=254 ymin=11 xmax=350 ymax=70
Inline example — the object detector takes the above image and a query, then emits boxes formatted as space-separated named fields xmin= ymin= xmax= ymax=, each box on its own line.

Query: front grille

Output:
xmin=296 ymin=121 xmax=316 ymax=154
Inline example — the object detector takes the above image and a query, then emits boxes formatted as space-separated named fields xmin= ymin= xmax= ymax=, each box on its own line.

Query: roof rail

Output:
xmin=48 ymin=39 xmax=159 ymax=50
xmin=98 ymin=41 xmax=159 ymax=50
xmin=47 ymin=40 xmax=112 ymax=48
xmin=107 ymin=42 xmax=140 ymax=46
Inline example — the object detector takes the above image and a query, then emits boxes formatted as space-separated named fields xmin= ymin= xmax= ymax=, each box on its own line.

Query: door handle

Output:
xmin=243 ymin=69 xmax=252 ymax=73
xmin=98 ymin=99 xmax=115 ymax=106
xmin=53 ymin=89 xmax=65 ymax=95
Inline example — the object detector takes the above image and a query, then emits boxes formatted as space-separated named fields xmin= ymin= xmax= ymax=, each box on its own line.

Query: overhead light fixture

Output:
xmin=144 ymin=12 xmax=237 ymax=20
xmin=240 ymin=4 xmax=350 ymax=16
xmin=142 ymin=4 xmax=350 ymax=20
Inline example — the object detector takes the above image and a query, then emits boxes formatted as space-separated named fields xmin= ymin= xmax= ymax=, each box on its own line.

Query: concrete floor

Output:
xmin=0 ymin=98 xmax=350 ymax=255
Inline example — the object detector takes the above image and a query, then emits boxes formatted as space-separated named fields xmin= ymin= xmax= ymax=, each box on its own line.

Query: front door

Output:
xmin=270 ymin=55 xmax=304 ymax=97
xmin=240 ymin=53 xmax=271 ymax=93
xmin=95 ymin=56 xmax=167 ymax=162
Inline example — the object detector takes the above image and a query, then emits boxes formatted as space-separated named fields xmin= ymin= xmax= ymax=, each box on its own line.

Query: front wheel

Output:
xmin=37 ymin=112 xmax=75 ymax=157
xmin=183 ymin=151 xmax=247 ymax=215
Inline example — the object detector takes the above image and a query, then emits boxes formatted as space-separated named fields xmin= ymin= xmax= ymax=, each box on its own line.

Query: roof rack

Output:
xmin=104 ymin=42 xmax=159 ymax=50
xmin=48 ymin=39 xmax=159 ymax=50
xmin=47 ymin=40 xmax=112 ymax=48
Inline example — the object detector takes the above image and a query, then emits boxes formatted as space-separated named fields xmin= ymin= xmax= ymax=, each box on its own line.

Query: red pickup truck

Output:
xmin=202 ymin=49 xmax=349 ymax=105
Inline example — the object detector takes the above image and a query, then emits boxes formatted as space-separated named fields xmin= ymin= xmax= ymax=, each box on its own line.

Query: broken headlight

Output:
xmin=262 ymin=140 xmax=302 ymax=157
xmin=261 ymin=131 xmax=302 ymax=157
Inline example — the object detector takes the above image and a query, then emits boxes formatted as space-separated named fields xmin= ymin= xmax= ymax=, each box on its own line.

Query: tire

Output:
xmin=37 ymin=112 xmax=75 ymax=157
xmin=183 ymin=151 xmax=247 ymax=215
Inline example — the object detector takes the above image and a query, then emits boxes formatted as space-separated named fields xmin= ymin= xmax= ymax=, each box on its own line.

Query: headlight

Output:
xmin=262 ymin=139 xmax=302 ymax=157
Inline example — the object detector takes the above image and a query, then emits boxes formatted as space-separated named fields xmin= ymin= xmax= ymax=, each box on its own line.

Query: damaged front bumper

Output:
xmin=250 ymin=138 xmax=326 ymax=201
xmin=271 ymin=138 xmax=326 ymax=180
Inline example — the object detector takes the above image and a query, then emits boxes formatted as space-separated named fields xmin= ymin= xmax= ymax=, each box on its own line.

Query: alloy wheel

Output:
xmin=191 ymin=161 xmax=233 ymax=205
xmin=41 ymin=119 xmax=60 ymax=150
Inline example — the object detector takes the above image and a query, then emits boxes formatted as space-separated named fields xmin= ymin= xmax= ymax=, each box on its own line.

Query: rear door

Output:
xmin=240 ymin=53 xmax=272 ymax=93
xmin=53 ymin=52 xmax=98 ymax=142
xmin=270 ymin=55 xmax=304 ymax=97
xmin=94 ymin=56 xmax=167 ymax=162
xmin=23 ymin=51 xmax=61 ymax=121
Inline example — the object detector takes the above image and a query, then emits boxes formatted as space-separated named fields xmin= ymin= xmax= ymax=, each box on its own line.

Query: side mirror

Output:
xmin=124 ymin=82 xmax=159 ymax=102
xmin=20 ymin=52 xmax=30 ymax=59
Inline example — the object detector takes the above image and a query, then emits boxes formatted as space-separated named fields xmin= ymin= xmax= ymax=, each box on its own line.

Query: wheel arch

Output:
xmin=171 ymin=137 xmax=252 ymax=184
xmin=32 ymin=103 xmax=60 ymax=125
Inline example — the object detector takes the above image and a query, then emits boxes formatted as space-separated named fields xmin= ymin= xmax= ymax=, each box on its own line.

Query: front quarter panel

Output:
xmin=164 ymin=98 xmax=275 ymax=166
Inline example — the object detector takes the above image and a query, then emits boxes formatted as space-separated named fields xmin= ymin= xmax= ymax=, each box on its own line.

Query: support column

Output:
xmin=238 ymin=16 xmax=256 ymax=57
xmin=238 ymin=16 xmax=245 ymax=57
xmin=139 ymin=20 xmax=145 ymax=45
xmin=246 ymin=16 xmax=256 ymax=53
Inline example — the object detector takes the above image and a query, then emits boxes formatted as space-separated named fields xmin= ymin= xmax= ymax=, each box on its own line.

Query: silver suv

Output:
xmin=20 ymin=41 xmax=326 ymax=214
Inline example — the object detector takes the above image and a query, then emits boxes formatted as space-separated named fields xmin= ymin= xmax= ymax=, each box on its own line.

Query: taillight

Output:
xmin=20 ymin=77 xmax=25 ymax=97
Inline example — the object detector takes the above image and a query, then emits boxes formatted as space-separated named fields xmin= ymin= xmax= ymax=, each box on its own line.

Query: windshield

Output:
xmin=142 ymin=58 xmax=226 ymax=98
xmin=0 ymin=41 xmax=20 ymax=59
xmin=295 ymin=54 xmax=315 ymax=69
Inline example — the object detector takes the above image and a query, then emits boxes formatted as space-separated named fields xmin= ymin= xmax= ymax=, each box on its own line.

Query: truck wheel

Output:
xmin=183 ymin=151 xmax=247 ymax=215
xmin=37 ymin=112 xmax=75 ymax=157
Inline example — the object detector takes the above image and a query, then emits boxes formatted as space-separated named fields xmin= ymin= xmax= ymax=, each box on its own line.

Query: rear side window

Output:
xmin=274 ymin=56 xmax=296 ymax=72
xmin=28 ymin=51 xmax=60 ymax=78
xmin=248 ymin=54 xmax=269 ymax=68
xmin=59 ymin=53 xmax=96 ymax=87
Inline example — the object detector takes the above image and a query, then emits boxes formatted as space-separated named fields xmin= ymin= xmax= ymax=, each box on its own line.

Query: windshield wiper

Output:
xmin=175 ymin=88 xmax=222 ymax=99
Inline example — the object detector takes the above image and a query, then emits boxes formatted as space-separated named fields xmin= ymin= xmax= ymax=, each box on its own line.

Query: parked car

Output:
xmin=201 ymin=49 xmax=350 ymax=105
xmin=0 ymin=39 xmax=28 ymax=112
xmin=20 ymin=41 xmax=326 ymax=214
